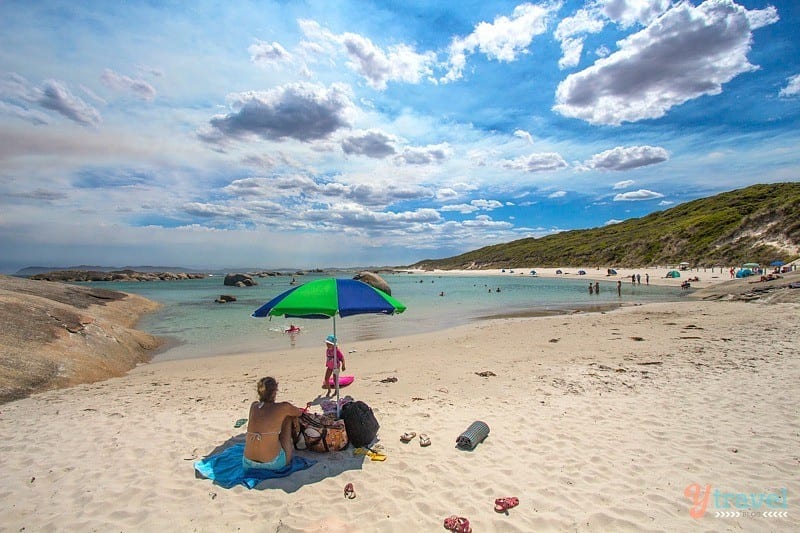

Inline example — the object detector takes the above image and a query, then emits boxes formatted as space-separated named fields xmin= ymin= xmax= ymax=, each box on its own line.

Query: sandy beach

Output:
xmin=1 ymin=272 xmax=798 ymax=532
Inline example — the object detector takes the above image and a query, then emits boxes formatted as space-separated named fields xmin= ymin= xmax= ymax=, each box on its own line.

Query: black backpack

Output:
xmin=340 ymin=400 xmax=380 ymax=448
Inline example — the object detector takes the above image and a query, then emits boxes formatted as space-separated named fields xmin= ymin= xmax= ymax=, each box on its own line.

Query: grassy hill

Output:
xmin=412 ymin=182 xmax=800 ymax=269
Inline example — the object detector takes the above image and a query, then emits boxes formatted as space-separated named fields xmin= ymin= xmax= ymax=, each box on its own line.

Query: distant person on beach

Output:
xmin=589 ymin=283 xmax=594 ymax=295
xmin=323 ymin=335 xmax=345 ymax=397
xmin=617 ymin=280 xmax=622 ymax=296
xmin=594 ymin=282 xmax=599 ymax=294
xmin=645 ymin=273 xmax=649 ymax=285
xmin=636 ymin=274 xmax=641 ymax=284
xmin=243 ymin=377 xmax=304 ymax=472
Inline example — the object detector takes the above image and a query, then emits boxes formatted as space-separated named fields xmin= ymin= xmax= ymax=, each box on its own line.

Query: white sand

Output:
xmin=406 ymin=265 xmax=738 ymax=289
xmin=1 ymin=286 xmax=798 ymax=531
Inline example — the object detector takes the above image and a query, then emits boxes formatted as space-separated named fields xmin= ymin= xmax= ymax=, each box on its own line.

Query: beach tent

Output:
xmin=736 ymin=269 xmax=754 ymax=278
xmin=529 ymin=270 xmax=537 ymax=276
xmin=608 ymin=269 xmax=617 ymax=275
xmin=770 ymin=261 xmax=785 ymax=267
xmin=666 ymin=270 xmax=681 ymax=278
xmin=556 ymin=269 xmax=563 ymax=274
xmin=578 ymin=270 xmax=586 ymax=275
xmin=679 ymin=262 xmax=690 ymax=270
xmin=252 ymin=278 xmax=406 ymax=417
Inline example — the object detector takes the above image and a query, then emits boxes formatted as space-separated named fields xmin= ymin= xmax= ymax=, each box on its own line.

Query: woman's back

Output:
xmin=244 ymin=401 xmax=288 ymax=462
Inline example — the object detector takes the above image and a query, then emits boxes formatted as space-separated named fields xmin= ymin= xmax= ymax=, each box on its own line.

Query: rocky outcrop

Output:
xmin=215 ymin=295 xmax=237 ymax=303
xmin=0 ymin=275 xmax=161 ymax=404
xmin=223 ymin=273 xmax=258 ymax=287
xmin=29 ymin=270 xmax=206 ymax=282
xmin=354 ymin=271 xmax=392 ymax=295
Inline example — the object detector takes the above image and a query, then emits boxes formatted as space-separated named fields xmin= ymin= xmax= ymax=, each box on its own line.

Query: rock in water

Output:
xmin=353 ymin=271 xmax=392 ymax=295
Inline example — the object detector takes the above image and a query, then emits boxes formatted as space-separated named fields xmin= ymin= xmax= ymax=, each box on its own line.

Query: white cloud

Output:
xmin=1 ymin=74 xmax=101 ymax=127
xmin=462 ymin=214 xmax=513 ymax=229
xmin=584 ymin=145 xmax=669 ymax=171
xmin=100 ymin=69 xmax=157 ymax=101
xmin=554 ymin=8 xmax=606 ymax=69
xmin=299 ymin=20 xmax=436 ymax=90
xmin=613 ymin=180 xmax=634 ymax=189
xmin=435 ymin=187 xmax=460 ymax=201
xmin=779 ymin=74 xmax=800 ymax=98
xmin=470 ymin=199 xmax=503 ymax=210
xmin=395 ymin=143 xmax=451 ymax=165
xmin=501 ymin=152 xmax=568 ymax=172
xmin=745 ymin=5 xmax=780 ymax=29
xmin=340 ymin=33 xmax=437 ymax=90
xmin=604 ymin=218 xmax=623 ymax=225
xmin=613 ymin=189 xmax=664 ymax=201
xmin=554 ymin=0 xmax=778 ymax=125
xmin=658 ymin=200 xmax=674 ymax=206
xmin=443 ymin=2 xmax=559 ymax=82
xmin=441 ymin=203 xmax=479 ymax=214
xmin=249 ymin=40 xmax=292 ymax=65
xmin=601 ymin=0 xmax=673 ymax=28
xmin=547 ymin=190 xmax=567 ymax=198
xmin=513 ymin=129 xmax=534 ymax=144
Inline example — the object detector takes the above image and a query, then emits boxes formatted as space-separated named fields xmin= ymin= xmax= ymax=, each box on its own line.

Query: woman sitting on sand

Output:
xmin=242 ymin=377 xmax=304 ymax=472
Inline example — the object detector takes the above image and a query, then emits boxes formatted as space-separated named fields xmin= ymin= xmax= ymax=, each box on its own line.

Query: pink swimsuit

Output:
xmin=325 ymin=347 xmax=345 ymax=370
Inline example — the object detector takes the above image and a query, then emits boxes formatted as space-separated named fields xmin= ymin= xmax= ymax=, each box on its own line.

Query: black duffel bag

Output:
xmin=340 ymin=400 xmax=380 ymax=448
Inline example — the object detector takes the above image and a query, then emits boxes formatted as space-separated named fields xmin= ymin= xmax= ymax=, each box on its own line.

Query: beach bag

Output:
xmin=340 ymin=400 xmax=380 ymax=448
xmin=292 ymin=413 xmax=348 ymax=453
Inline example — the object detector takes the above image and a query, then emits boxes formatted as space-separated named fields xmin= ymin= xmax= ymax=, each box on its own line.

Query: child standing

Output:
xmin=323 ymin=335 xmax=345 ymax=396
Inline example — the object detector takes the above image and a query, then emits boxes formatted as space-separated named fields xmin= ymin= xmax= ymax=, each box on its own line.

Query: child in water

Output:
xmin=323 ymin=335 xmax=345 ymax=396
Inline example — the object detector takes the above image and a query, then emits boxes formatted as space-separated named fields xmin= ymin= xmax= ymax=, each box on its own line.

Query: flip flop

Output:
xmin=494 ymin=497 xmax=519 ymax=513
xmin=233 ymin=418 xmax=247 ymax=428
xmin=344 ymin=483 xmax=356 ymax=499
xmin=443 ymin=515 xmax=471 ymax=532
xmin=400 ymin=431 xmax=416 ymax=443
xmin=368 ymin=451 xmax=387 ymax=461
xmin=419 ymin=434 xmax=431 ymax=447
xmin=354 ymin=447 xmax=387 ymax=461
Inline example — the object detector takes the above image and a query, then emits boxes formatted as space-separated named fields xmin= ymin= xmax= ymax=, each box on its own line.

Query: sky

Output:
xmin=0 ymin=0 xmax=798 ymax=272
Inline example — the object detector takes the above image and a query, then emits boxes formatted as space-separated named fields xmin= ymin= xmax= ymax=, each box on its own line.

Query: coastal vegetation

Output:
xmin=412 ymin=183 xmax=800 ymax=270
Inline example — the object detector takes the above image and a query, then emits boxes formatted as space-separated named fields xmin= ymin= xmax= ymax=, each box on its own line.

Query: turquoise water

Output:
xmin=85 ymin=272 xmax=687 ymax=361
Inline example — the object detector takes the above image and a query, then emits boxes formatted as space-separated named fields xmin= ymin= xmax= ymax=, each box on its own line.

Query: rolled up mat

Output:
xmin=456 ymin=421 xmax=490 ymax=450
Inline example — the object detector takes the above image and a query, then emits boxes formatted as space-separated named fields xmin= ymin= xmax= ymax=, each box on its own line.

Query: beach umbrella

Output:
xmin=770 ymin=260 xmax=784 ymax=267
xmin=742 ymin=263 xmax=760 ymax=268
xmin=252 ymin=278 xmax=406 ymax=417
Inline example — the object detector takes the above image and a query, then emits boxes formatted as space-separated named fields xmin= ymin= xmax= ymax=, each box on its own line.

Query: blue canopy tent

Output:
xmin=736 ymin=269 xmax=754 ymax=278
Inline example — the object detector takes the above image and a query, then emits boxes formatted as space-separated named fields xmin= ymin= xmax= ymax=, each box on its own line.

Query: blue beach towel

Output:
xmin=194 ymin=443 xmax=316 ymax=489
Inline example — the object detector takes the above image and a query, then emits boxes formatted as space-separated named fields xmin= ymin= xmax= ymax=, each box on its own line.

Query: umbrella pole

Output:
xmin=333 ymin=316 xmax=341 ymax=418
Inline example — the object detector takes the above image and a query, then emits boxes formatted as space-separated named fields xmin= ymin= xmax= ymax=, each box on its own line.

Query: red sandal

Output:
xmin=494 ymin=496 xmax=519 ymax=513
xmin=443 ymin=515 xmax=471 ymax=533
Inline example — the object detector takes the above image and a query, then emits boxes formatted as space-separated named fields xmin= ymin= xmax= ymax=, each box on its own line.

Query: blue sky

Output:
xmin=0 ymin=0 xmax=798 ymax=271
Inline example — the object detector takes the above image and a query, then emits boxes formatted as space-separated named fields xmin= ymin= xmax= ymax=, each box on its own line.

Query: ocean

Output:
xmin=84 ymin=271 xmax=688 ymax=361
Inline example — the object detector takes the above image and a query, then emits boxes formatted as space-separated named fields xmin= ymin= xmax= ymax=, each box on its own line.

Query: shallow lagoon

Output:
xmin=85 ymin=271 xmax=687 ymax=361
